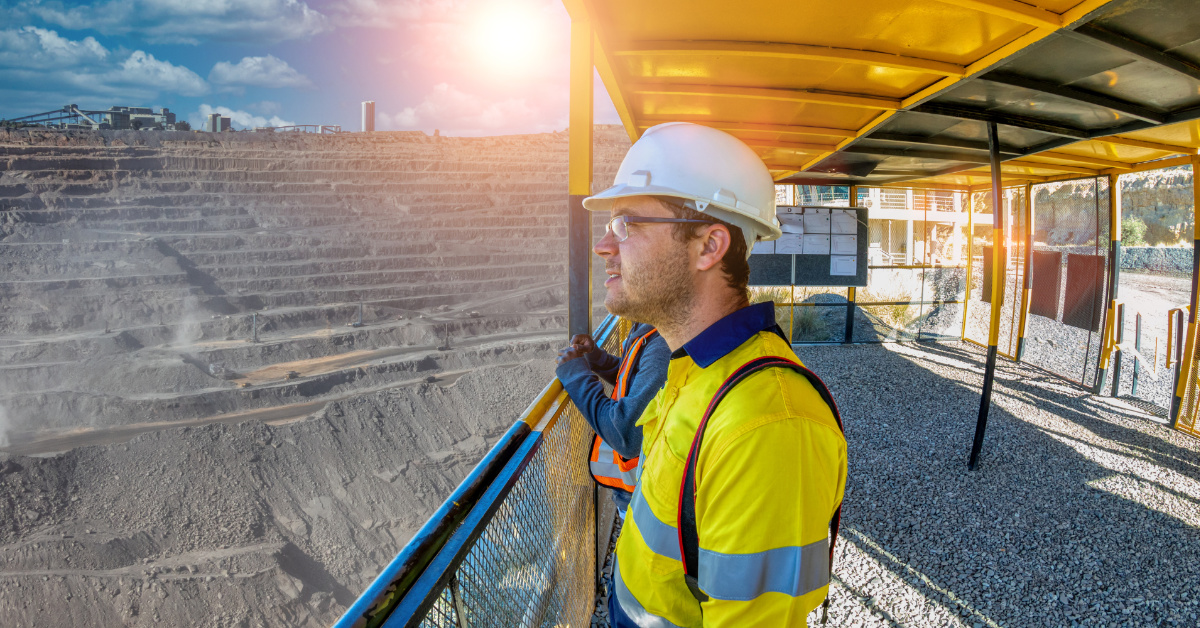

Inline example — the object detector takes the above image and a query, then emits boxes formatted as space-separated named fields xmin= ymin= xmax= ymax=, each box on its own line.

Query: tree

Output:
xmin=175 ymin=121 xmax=191 ymax=132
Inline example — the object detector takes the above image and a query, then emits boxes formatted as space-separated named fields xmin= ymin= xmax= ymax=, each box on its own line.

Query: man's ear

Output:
xmin=694 ymin=224 xmax=731 ymax=272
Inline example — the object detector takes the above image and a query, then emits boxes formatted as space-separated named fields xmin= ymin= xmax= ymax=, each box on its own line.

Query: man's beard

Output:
xmin=605 ymin=241 xmax=694 ymax=329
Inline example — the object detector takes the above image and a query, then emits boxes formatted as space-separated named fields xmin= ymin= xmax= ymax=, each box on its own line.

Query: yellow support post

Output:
xmin=1094 ymin=174 xmax=1123 ymax=394
xmin=1015 ymin=183 xmax=1033 ymax=362
xmin=961 ymin=189 xmax=975 ymax=341
xmin=567 ymin=18 xmax=594 ymax=339
xmin=1171 ymin=156 xmax=1200 ymax=428
xmin=846 ymin=185 xmax=858 ymax=344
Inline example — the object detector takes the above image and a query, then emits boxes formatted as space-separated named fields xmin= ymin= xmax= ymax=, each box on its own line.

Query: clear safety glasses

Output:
xmin=605 ymin=215 xmax=717 ymax=242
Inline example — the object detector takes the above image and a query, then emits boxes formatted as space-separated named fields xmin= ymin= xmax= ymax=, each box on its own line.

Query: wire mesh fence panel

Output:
xmin=1022 ymin=177 xmax=1111 ymax=387
xmin=857 ymin=268 xmax=925 ymax=341
xmin=410 ymin=363 xmax=606 ymax=628
xmin=1110 ymin=170 xmax=1194 ymax=415
xmin=853 ymin=187 xmax=969 ymax=342
xmin=962 ymin=188 xmax=1027 ymax=355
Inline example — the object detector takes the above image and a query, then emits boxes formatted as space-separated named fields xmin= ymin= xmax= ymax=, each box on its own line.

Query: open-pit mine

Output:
xmin=0 ymin=126 xmax=627 ymax=626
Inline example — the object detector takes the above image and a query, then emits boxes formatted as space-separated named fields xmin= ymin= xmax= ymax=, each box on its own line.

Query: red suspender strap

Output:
xmin=676 ymin=356 xmax=845 ymax=620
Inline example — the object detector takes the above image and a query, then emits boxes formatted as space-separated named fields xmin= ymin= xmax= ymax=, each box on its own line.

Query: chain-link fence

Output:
xmin=963 ymin=187 xmax=1027 ymax=357
xmin=344 ymin=319 xmax=622 ymax=628
xmin=853 ymin=187 xmax=969 ymax=342
xmin=1020 ymin=177 xmax=1111 ymax=387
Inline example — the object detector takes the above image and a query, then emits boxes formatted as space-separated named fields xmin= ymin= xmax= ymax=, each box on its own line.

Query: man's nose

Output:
xmin=594 ymin=227 xmax=618 ymax=258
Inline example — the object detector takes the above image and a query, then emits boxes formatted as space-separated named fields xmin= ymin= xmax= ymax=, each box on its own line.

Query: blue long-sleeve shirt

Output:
xmin=556 ymin=322 xmax=670 ymax=509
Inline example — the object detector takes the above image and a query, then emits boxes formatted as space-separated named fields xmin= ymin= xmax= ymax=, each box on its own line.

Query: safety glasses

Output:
xmin=605 ymin=215 xmax=717 ymax=242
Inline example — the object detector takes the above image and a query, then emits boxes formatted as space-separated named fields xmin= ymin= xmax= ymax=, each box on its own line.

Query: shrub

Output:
xmin=1122 ymin=217 xmax=1147 ymax=246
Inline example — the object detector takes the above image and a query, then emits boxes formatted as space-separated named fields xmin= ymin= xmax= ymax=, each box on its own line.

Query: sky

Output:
xmin=0 ymin=0 xmax=621 ymax=135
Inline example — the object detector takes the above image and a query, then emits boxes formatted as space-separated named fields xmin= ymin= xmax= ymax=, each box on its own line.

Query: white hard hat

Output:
xmin=583 ymin=122 xmax=782 ymax=256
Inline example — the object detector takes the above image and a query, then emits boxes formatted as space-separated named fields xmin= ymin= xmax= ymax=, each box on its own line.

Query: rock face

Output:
xmin=0 ymin=126 xmax=628 ymax=626
xmin=1033 ymin=168 xmax=1195 ymax=247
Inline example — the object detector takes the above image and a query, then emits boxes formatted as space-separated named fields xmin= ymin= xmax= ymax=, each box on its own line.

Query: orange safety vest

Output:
xmin=589 ymin=327 xmax=657 ymax=493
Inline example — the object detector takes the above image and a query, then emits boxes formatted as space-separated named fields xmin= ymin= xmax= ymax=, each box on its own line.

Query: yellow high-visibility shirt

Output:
xmin=613 ymin=302 xmax=848 ymax=627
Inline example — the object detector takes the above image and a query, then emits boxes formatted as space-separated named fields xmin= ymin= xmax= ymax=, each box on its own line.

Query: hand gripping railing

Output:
xmin=336 ymin=314 xmax=621 ymax=628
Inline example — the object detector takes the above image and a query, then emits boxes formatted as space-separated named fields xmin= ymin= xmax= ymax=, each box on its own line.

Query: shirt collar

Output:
xmin=670 ymin=301 xmax=787 ymax=368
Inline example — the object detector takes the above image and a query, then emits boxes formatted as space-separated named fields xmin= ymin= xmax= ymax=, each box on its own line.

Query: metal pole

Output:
xmin=1171 ymin=156 xmax=1200 ymax=427
xmin=1132 ymin=312 xmax=1142 ymax=397
xmin=1111 ymin=303 xmax=1124 ymax=397
xmin=968 ymin=122 xmax=1005 ymax=471
xmin=567 ymin=18 xmax=594 ymax=340
xmin=1015 ymin=182 xmax=1033 ymax=362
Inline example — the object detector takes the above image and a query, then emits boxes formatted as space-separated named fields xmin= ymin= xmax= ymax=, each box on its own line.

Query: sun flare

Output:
xmin=469 ymin=3 xmax=547 ymax=75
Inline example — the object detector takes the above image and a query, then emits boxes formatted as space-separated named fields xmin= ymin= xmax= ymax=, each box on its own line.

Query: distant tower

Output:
xmin=362 ymin=101 xmax=375 ymax=133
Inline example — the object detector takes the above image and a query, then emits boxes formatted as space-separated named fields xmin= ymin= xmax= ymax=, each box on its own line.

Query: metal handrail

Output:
xmin=336 ymin=314 xmax=620 ymax=628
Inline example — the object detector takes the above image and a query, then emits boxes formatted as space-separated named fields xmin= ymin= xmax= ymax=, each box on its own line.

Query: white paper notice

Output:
xmin=802 ymin=234 xmax=830 ymax=255
xmin=752 ymin=240 xmax=776 ymax=255
xmin=831 ymin=210 xmax=857 ymax=234
xmin=831 ymin=234 xmax=857 ymax=255
xmin=778 ymin=213 xmax=804 ymax=234
xmin=775 ymin=234 xmax=804 ymax=254
xmin=803 ymin=208 xmax=831 ymax=233
xmin=830 ymin=255 xmax=857 ymax=276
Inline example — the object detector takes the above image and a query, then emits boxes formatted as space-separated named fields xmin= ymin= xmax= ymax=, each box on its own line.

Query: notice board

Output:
xmin=747 ymin=206 xmax=868 ymax=287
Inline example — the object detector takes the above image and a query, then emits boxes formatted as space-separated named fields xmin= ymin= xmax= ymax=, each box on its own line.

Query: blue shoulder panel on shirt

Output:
xmin=672 ymin=302 xmax=789 ymax=368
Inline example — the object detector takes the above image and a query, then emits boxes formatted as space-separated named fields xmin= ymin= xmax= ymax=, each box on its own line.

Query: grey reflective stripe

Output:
xmin=632 ymin=489 xmax=831 ymax=602
xmin=629 ymin=488 xmax=681 ymax=561
xmin=697 ymin=538 xmax=830 ymax=601
xmin=620 ymin=466 xmax=639 ymax=485
xmin=590 ymin=459 xmax=623 ymax=479
xmin=593 ymin=441 xmax=639 ymax=487
xmin=613 ymin=556 xmax=685 ymax=628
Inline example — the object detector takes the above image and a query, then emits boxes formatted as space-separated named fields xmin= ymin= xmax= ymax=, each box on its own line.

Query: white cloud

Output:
xmin=0 ymin=26 xmax=107 ymax=68
xmin=377 ymin=82 xmax=566 ymax=136
xmin=209 ymin=55 xmax=311 ymax=89
xmin=189 ymin=104 xmax=294 ymax=130
xmin=117 ymin=50 xmax=208 ymax=96
xmin=28 ymin=0 xmax=329 ymax=45
xmin=0 ymin=27 xmax=208 ymax=111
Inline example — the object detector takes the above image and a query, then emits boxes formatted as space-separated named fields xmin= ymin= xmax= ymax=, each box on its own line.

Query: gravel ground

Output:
xmin=594 ymin=340 xmax=1200 ymax=627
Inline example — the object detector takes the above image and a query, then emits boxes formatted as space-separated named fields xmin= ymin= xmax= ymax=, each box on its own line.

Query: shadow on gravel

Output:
xmin=797 ymin=340 xmax=1200 ymax=627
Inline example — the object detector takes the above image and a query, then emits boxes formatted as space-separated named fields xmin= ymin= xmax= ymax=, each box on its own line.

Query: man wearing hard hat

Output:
xmin=584 ymin=122 xmax=848 ymax=627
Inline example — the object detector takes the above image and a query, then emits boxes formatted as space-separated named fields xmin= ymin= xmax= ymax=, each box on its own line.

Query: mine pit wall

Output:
xmin=0 ymin=362 xmax=555 ymax=628
xmin=0 ymin=126 xmax=629 ymax=625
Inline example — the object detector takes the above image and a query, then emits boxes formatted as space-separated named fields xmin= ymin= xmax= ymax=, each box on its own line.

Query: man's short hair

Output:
xmin=657 ymin=197 xmax=750 ymax=298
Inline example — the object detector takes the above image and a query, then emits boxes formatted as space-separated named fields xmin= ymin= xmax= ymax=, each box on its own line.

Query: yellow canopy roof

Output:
xmin=565 ymin=0 xmax=1200 ymax=189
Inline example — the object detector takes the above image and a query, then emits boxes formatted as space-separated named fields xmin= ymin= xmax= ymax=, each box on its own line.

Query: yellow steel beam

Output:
xmin=934 ymin=0 xmax=1061 ymax=29
xmin=635 ymin=118 xmax=857 ymax=139
xmin=1029 ymin=151 xmax=1135 ymax=170
xmin=1102 ymin=155 xmax=1194 ymax=175
xmin=1003 ymin=159 xmax=1100 ymax=175
xmin=569 ymin=18 xmax=594 ymax=197
xmin=744 ymin=138 xmax=841 ymax=153
xmin=1095 ymin=136 xmax=1199 ymax=155
xmin=616 ymin=41 xmax=965 ymax=76
xmin=795 ymin=1 xmax=1115 ymax=174
xmin=627 ymin=83 xmax=902 ymax=110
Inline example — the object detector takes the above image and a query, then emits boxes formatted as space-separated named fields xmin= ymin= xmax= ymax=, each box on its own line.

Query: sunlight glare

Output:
xmin=469 ymin=3 xmax=547 ymax=76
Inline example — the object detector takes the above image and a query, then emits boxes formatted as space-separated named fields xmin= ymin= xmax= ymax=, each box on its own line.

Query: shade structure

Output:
xmin=564 ymin=0 xmax=1200 ymax=190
